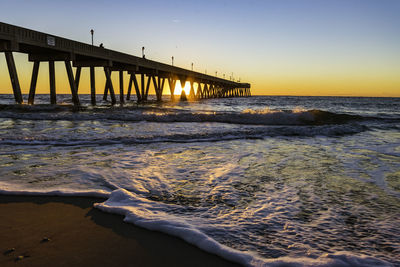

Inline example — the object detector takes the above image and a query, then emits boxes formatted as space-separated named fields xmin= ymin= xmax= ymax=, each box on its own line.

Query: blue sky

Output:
xmin=1 ymin=0 xmax=399 ymax=96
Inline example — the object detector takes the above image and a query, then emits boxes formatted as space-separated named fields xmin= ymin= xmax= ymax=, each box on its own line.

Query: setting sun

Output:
xmin=173 ymin=81 xmax=193 ymax=96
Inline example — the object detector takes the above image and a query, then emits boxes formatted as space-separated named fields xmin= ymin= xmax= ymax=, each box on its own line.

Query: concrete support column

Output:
xmin=126 ymin=74 xmax=133 ymax=100
xmin=211 ymin=85 xmax=215 ymax=98
xmin=103 ymin=67 xmax=116 ymax=105
xmin=90 ymin=66 xmax=96 ymax=105
xmin=196 ymin=83 xmax=202 ymax=99
xmin=189 ymin=81 xmax=195 ymax=99
xmin=152 ymin=75 xmax=160 ymax=101
xmin=119 ymin=70 xmax=124 ymax=104
xmin=5 ymin=52 xmax=23 ymax=104
xmin=65 ymin=61 xmax=80 ymax=106
xmin=160 ymin=77 xmax=165 ymax=101
xmin=132 ymin=74 xmax=141 ymax=101
xmin=168 ymin=78 xmax=176 ymax=101
xmin=103 ymin=68 xmax=110 ymax=101
xmin=75 ymin=66 xmax=81 ymax=93
xmin=28 ymin=61 xmax=40 ymax=104
xmin=205 ymin=84 xmax=210 ymax=98
xmin=141 ymin=73 xmax=145 ymax=101
xmin=144 ymin=74 xmax=151 ymax=101
xmin=103 ymin=81 xmax=108 ymax=101
xmin=153 ymin=76 xmax=165 ymax=102
xmin=49 ymin=61 xmax=56 ymax=104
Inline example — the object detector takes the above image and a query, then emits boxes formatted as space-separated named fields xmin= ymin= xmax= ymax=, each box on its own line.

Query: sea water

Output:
xmin=0 ymin=95 xmax=399 ymax=266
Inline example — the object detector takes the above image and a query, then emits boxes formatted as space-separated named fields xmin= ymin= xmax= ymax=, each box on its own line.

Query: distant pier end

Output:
xmin=0 ymin=22 xmax=251 ymax=105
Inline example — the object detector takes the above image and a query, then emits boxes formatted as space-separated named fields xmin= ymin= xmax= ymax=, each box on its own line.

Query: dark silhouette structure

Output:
xmin=90 ymin=29 xmax=94 ymax=46
xmin=180 ymin=90 xmax=188 ymax=101
xmin=0 ymin=22 xmax=251 ymax=106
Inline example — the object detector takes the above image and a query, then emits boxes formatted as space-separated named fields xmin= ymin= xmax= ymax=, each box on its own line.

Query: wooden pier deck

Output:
xmin=0 ymin=22 xmax=251 ymax=106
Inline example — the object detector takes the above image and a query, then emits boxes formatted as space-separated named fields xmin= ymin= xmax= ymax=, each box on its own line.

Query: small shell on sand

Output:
xmin=41 ymin=237 xmax=51 ymax=243
xmin=15 ymin=255 xmax=24 ymax=261
xmin=4 ymin=248 xmax=15 ymax=255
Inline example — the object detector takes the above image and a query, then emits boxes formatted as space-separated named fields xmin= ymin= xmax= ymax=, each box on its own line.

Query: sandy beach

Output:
xmin=0 ymin=195 xmax=240 ymax=267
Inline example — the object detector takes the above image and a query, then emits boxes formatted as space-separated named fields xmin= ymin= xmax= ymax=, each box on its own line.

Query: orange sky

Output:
xmin=1 ymin=0 xmax=400 ymax=98
xmin=0 ymin=53 xmax=399 ymax=97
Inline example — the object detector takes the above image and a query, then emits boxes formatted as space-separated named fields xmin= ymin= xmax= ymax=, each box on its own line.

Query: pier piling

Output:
xmin=65 ymin=61 xmax=80 ymax=106
xmin=126 ymin=74 xmax=133 ymax=101
xmin=119 ymin=70 xmax=124 ymax=104
xmin=145 ymin=74 xmax=151 ymax=101
xmin=5 ymin=52 xmax=23 ymax=104
xmin=132 ymin=73 xmax=141 ymax=101
xmin=49 ymin=61 xmax=56 ymax=104
xmin=141 ymin=74 xmax=145 ymax=101
xmin=28 ymin=61 xmax=40 ymax=104
xmin=90 ymin=66 xmax=96 ymax=105
xmin=75 ymin=66 xmax=82 ymax=93
xmin=104 ymin=67 xmax=116 ymax=105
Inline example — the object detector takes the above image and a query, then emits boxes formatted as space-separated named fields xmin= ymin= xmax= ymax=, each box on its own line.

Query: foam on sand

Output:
xmin=94 ymin=189 xmax=392 ymax=267
xmin=0 ymin=186 xmax=394 ymax=266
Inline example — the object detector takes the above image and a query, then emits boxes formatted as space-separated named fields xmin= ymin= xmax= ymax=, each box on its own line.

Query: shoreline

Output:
xmin=0 ymin=195 xmax=240 ymax=267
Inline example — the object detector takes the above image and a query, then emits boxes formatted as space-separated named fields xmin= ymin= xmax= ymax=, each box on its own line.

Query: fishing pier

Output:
xmin=0 ymin=22 xmax=251 ymax=106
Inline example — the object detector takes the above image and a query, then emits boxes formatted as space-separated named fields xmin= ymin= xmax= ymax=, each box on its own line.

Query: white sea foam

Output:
xmin=90 ymin=189 xmax=397 ymax=267
xmin=1 ymin=186 xmax=389 ymax=267
xmin=0 ymin=184 xmax=394 ymax=267
xmin=0 ymin=184 xmax=109 ymax=198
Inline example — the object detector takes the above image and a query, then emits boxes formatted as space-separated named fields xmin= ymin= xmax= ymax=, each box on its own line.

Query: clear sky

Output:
xmin=0 ymin=0 xmax=399 ymax=96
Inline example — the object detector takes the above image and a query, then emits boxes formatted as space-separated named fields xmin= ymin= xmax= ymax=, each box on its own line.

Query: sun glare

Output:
xmin=174 ymin=81 xmax=192 ymax=95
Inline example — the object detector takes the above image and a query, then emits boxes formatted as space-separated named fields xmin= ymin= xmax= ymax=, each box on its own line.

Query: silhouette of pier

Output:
xmin=0 ymin=22 xmax=251 ymax=106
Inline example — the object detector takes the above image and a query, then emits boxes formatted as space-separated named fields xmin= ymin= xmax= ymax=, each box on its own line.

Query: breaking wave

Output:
xmin=0 ymin=104 xmax=386 ymax=126
xmin=0 ymin=124 xmax=369 ymax=146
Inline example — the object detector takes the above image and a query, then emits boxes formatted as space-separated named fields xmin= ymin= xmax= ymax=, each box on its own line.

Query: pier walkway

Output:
xmin=0 ymin=22 xmax=251 ymax=106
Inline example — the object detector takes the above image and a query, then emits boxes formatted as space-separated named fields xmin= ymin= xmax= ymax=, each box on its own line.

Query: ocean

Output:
xmin=0 ymin=94 xmax=399 ymax=266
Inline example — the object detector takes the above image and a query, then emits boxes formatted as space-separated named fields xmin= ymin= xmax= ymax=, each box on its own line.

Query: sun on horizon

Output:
xmin=173 ymin=81 xmax=192 ymax=96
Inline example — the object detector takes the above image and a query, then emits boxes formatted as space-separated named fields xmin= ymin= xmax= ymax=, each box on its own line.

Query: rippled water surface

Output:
xmin=0 ymin=95 xmax=399 ymax=266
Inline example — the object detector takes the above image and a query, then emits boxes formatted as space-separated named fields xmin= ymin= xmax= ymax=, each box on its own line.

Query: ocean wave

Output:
xmin=0 ymin=124 xmax=368 ymax=146
xmin=0 ymin=104 xmax=385 ymax=126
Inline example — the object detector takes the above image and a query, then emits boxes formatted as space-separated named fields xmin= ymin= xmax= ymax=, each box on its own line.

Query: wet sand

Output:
xmin=0 ymin=195 xmax=241 ymax=267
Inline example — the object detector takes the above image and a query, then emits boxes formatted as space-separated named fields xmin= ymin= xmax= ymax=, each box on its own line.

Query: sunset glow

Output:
xmin=173 ymin=81 xmax=191 ymax=96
